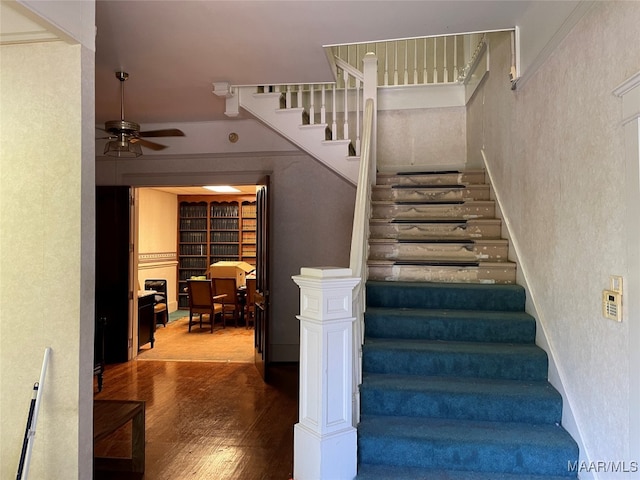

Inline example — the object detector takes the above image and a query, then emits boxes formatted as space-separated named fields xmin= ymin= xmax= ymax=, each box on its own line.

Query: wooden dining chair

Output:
xmin=213 ymin=278 xmax=240 ymax=327
xmin=186 ymin=279 xmax=225 ymax=332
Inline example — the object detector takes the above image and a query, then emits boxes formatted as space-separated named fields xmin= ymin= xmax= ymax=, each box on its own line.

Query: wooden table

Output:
xmin=94 ymin=400 xmax=145 ymax=473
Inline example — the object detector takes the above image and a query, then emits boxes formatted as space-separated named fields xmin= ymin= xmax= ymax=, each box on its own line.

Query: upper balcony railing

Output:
xmin=329 ymin=33 xmax=486 ymax=88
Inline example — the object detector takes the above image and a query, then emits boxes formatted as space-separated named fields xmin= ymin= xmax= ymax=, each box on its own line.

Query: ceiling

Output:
xmin=93 ymin=0 xmax=534 ymax=126
xmin=2 ymin=0 xmax=539 ymax=159
xmin=148 ymin=185 xmax=258 ymax=196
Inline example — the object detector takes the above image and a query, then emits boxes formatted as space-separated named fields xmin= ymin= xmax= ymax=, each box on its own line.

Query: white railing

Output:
xmin=331 ymin=34 xmax=486 ymax=87
xmin=257 ymin=80 xmax=362 ymax=156
xmin=257 ymin=54 xmax=368 ymax=156
xmin=248 ymin=35 xmax=486 ymax=168
xmin=348 ymin=97 xmax=375 ymax=425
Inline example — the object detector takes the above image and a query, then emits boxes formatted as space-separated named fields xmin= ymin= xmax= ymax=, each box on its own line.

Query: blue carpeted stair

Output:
xmin=357 ymin=281 xmax=579 ymax=479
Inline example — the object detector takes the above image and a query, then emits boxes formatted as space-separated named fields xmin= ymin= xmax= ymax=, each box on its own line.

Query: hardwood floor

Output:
xmin=94 ymin=361 xmax=298 ymax=480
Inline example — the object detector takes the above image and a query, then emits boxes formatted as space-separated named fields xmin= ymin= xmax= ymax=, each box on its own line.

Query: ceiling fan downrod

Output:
xmin=116 ymin=71 xmax=128 ymax=122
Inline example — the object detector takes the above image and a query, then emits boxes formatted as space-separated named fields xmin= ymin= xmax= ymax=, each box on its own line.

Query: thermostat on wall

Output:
xmin=602 ymin=276 xmax=623 ymax=322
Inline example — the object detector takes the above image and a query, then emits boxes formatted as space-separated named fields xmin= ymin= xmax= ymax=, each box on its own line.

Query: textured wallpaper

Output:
xmin=467 ymin=3 xmax=640 ymax=473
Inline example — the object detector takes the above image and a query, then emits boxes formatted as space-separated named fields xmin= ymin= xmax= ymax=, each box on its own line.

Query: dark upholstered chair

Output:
xmin=144 ymin=279 xmax=168 ymax=327
xmin=213 ymin=277 xmax=240 ymax=327
xmin=186 ymin=279 xmax=225 ymax=332
xmin=244 ymin=278 xmax=257 ymax=329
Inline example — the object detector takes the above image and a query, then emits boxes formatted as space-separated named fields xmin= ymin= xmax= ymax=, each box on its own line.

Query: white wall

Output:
xmin=137 ymin=188 xmax=179 ymax=312
xmin=467 ymin=3 xmax=640 ymax=474
xmin=0 ymin=40 xmax=95 ymax=480
xmin=377 ymin=106 xmax=467 ymax=172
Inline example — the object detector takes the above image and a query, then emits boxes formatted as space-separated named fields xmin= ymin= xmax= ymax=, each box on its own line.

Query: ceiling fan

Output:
xmin=99 ymin=71 xmax=185 ymax=157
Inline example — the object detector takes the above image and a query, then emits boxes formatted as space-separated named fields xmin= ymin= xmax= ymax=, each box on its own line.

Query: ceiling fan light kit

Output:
xmin=104 ymin=135 xmax=143 ymax=157
xmin=100 ymin=71 xmax=185 ymax=157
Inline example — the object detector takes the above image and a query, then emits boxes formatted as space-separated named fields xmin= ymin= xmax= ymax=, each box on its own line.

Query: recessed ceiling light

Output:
xmin=203 ymin=186 xmax=241 ymax=193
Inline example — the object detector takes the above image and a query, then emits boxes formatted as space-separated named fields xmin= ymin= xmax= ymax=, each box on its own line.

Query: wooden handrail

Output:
xmin=348 ymin=98 xmax=375 ymax=425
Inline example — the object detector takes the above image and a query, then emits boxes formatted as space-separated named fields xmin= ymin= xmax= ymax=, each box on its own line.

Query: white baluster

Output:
xmin=309 ymin=85 xmax=315 ymax=125
xmin=297 ymin=84 xmax=302 ymax=109
xmin=345 ymin=45 xmax=353 ymax=71
xmin=413 ymin=39 xmax=418 ymax=84
xmin=355 ymin=77 xmax=361 ymax=155
xmin=343 ymin=69 xmax=349 ymax=140
xmin=423 ymin=38 xmax=428 ymax=84
xmin=331 ymin=84 xmax=337 ymax=140
xmin=320 ymin=84 xmax=326 ymax=125
xmin=443 ymin=36 xmax=448 ymax=83
xmin=453 ymin=35 xmax=459 ymax=80
xmin=433 ymin=37 xmax=438 ymax=84
xmin=384 ymin=42 xmax=389 ymax=86
xmin=393 ymin=42 xmax=398 ymax=86
xmin=403 ymin=39 xmax=409 ymax=85
xmin=286 ymin=85 xmax=292 ymax=109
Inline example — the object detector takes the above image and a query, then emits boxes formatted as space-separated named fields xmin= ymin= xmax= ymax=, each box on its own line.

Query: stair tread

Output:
xmin=368 ymin=280 xmax=523 ymax=292
xmin=386 ymin=218 xmax=468 ymax=224
xmin=360 ymin=373 xmax=562 ymax=424
xmin=377 ymin=169 xmax=486 ymax=180
xmin=363 ymin=337 xmax=545 ymax=355
xmin=370 ymin=217 xmax=501 ymax=224
xmin=366 ymin=306 xmax=535 ymax=322
xmin=365 ymin=307 xmax=536 ymax=343
xmin=357 ymin=464 xmax=576 ymax=480
xmin=369 ymin=238 xmax=507 ymax=245
xmin=361 ymin=373 xmax=559 ymax=400
xmin=368 ymin=259 xmax=515 ymax=266
xmin=366 ymin=281 xmax=526 ymax=310
xmin=373 ymin=199 xmax=494 ymax=205
xmin=358 ymin=414 xmax=577 ymax=450
xmin=389 ymin=184 xmax=469 ymax=189
xmin=394 ymin=170 xmax=463 ymax=175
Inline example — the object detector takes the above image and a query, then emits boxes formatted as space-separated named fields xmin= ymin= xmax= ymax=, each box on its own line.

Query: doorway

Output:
xmin=95 ymin=182 xmax=270 ymax=373
xmin=135 ymin=185 xmax=260 ymax=364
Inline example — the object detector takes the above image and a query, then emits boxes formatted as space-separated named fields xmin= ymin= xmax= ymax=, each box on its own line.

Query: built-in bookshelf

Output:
xmin=177 ymin=195 xmax=256 ymax=308
xmin=241 ymin=201 xmax=257 ymax=265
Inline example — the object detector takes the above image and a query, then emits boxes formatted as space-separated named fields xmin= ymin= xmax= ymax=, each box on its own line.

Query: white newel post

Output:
xmin=292 ymin=267 xmax=360 ymax=480
xmin=362 ymin=52 xmax=377 ymax=172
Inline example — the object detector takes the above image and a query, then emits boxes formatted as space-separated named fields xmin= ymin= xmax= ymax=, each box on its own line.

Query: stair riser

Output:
xmin=369 ymin=220 xmax=502 ymax=240
xmin=372 ymin=186 xmax=490 ymax=202
xmin=360 ymin=389 xmax=562 ymax=424
xmin=366 ymin=281 xmax=526 ymax=311
xmin=377 ymin=171 xmax=487 ymax=186
xmin=369 ymin=242 xmax=508 ymax=261
xmin=357 ymin=436 xmax=578 ymax=477
xmin=364 ymin=314 xmax=535 ymax=343
xmin=372 ymin=202 xmax=495 ymax=220
xmin=357 ymin=464 xmax=577 ymax=480
xmin=362 ymin=348 xmax=548 ymax=381
xmin=367 ymin=263 xmax=516 ymax=284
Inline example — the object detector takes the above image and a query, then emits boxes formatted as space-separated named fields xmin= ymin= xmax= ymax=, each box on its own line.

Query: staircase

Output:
xmin=368 ymin=170 xmax=515 ymax=284
xmin=237 ymin=86 xmax=360 ymax=184
xmin=356 ymin=171 xmax=579 ymax=479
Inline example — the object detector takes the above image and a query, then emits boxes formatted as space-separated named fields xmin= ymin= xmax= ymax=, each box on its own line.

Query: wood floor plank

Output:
xmin=94 ymin=361 xmax=298 ymax=480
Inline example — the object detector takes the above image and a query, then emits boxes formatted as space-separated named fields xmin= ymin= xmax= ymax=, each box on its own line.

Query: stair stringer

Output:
xmin=481 ymin=149 xmax=589 ymax=475
xmin=237 ymin=87 xmax=360 ymax=184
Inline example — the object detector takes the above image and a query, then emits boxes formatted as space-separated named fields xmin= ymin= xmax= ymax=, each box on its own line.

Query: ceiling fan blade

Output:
xmin=139 ymin=128 xmax=185 ymax=138
xmin=130 ymin=137 xmax=168 ymax=151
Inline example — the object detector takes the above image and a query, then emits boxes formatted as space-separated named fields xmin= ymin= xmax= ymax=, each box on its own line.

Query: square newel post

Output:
xmin=292 ymin=267 xmax=361 ymax=480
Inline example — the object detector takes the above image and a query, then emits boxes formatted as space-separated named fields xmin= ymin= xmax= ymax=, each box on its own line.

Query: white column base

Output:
xmin=293 ymin=423 xmax=357 ymax=480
